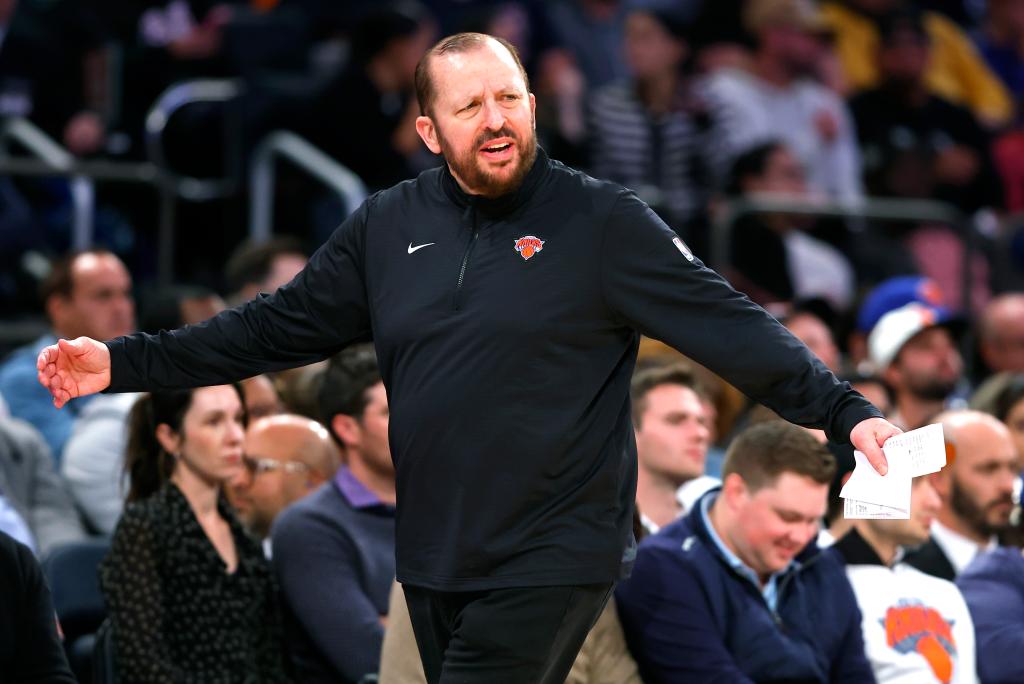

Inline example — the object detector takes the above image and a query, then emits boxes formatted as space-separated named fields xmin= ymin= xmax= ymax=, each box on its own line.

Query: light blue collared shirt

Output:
xmin=699 ymin=491 xmax=799 ymax=613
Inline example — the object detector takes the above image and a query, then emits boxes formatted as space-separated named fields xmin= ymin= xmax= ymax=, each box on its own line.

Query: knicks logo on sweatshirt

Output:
xmin=882 ymin=601 xmax=956 ymax=683
xmin=514 ymin=235 xmax=544 ymax=261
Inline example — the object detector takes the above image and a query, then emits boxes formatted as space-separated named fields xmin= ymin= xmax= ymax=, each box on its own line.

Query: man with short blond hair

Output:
xmin=616 ymin=421 xmax=873 ymax=683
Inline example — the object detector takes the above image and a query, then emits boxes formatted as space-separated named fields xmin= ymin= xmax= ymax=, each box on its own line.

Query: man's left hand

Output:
xmin=849 ymin=417 xmax=903 ymax=476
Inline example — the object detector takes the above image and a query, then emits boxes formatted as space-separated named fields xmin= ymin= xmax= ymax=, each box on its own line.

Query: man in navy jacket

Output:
xmin=37 ymin=32 xmax=898 ymax=684
xmin=617 ymin=422 xmax=875 ymax=683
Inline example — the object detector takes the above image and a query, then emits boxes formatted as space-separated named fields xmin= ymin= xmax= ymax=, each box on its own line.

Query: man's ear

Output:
xmin=331 ymin=414 xmax=361 ymax=449
xmin=416 ymin=115 xmax=441 ymax=154
xmin=721 ymin=472 xmax=748 ymax=510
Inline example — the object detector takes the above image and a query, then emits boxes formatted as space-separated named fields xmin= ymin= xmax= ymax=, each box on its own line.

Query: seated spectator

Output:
xmin=0 ymin=417 xmax=85 ymax=557
xmin=0 ymin=530 xmax=75 ymax=683
xmin=0 ymin=249 xmax=134 ymax=462
xmin=271 ymin=344 xmax=395 ymax=683
xmin=724 ymin=142 xmax=856 ymax=310
xmin=224 ymin=236 xmax=309 ymax=306
xmin=0 ymin=0 xmax=108 ymax=156
xmin=99 ymin=386 xmax=290 ymax=682
xmin=820 ymin=0 xmax=1012 ymax=127
xmin=64 ymin=283 xmax=226 ymax=534
xmin=957 ymin=544 xmax=1024 ymax=683
xmin=833 ymin=475 xmax=978 ymax=683
xmin=226 ymin=414 xmax=339 ymax=543
xmin=849 ymin=275 xmax=950 ymax=370
xmin=587 ymin=6 xmax=712 ymax=238
xmin=868 ymin=303 xmax=964 ymax=431
xmin=782 ymin=305 xmax=842 ymax=373
xmin=904 ymin=410 xmax=1017 ymax=580
xmin=304 ymin=1 xmax=437 ymax=192
xmin=240 ymin=373 xmax=284 ymax=420
xmin=631 ymin=363 xmax=713 ymax=532
xmin=978 ymin=293 xmax=1024 ymax=376
xmin=850 ymin=9 xmax=1002 ymax=218
xmin=137 ymin=284 xmax=225 ymax=334
xmin=703 ymin=0 xmax=863 ymax=204
xmin=616 ymin=421 xmax=874 ymax=683
xmin=970 ymin=373 xmax=1024 ymax=458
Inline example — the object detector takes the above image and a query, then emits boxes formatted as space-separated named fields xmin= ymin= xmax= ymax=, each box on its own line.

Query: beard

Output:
xmin=904 ymin=374 xmax=958 ymax=403
xmin=437 ymin=121 xmax=538 ymax=198
xmin=950 ymin=477 xmax=1012 ymax=537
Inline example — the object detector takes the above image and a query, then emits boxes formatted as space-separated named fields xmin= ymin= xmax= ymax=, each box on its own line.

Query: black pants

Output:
xmin=403 ymin=582 xmax=614 ymax=684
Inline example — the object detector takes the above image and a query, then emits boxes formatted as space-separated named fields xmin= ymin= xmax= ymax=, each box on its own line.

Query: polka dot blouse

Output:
xmin=99 ymin=483 xmax=292 ymax=683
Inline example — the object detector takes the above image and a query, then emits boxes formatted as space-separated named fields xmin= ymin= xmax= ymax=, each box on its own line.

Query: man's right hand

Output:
xmin=36 ymin=337 xmax=112 ymax=408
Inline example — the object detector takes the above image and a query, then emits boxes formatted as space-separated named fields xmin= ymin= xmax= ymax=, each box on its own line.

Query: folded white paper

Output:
xmin=840 ymin=424 xmax=946 ymax=520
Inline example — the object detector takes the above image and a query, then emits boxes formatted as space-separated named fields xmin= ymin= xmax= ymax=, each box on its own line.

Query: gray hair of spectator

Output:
xmin=721 ymin=421 xmax=836 ymax=492
xmin=630 ymin=363 xmax=704 ymax=428
xmin=39 ymin=248 xmax=119 ymax=304
xmin=414 ymin=32 xmax=530 ymax=117
xmin=317 ymin=344 xmax=383 ymax=446
xmin=223 ymin=236 xmax=307 ymax=296
xmin=124 ymin=386 xmax=247 ymax=503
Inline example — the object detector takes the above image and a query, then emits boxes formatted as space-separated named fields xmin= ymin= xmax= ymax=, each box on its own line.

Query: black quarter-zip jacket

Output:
xmin=106 ymin=148 xmax=881 ymax=591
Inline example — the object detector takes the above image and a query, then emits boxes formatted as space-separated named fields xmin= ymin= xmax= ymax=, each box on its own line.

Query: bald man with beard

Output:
xmin=904 ymin=410 xmax=1018 ymax=581
xmin=227 ymin=414 xmax=340 ymax=543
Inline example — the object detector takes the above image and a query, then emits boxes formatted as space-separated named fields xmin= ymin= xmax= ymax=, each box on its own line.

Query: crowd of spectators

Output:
xmin=4 ymin=0 xmax=1024 ymax=682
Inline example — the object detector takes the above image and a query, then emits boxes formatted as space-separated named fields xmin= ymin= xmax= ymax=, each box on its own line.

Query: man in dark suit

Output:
xmin=905 ymin=410 xmax=1017 ymax=580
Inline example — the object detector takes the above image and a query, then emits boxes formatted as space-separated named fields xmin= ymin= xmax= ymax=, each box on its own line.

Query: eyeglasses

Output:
xmin=241 ymin=455 xmax=312 ymax=476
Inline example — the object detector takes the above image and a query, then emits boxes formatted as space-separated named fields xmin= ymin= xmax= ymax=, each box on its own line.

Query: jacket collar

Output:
xmin=833 ymin=527 xmax=887 ymax=566
xmin=439 ymin=145 xmax=550 ymax=218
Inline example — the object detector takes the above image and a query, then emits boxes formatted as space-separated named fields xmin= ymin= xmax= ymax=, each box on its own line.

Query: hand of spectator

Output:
xmin=934 ymin=145 xmax=979 ymax=186
xmin=36 ymin=337 xmax=112 ymax=409
xmin=63 ymin=111 xmax=105 ymax=156
xmin=813 ymin=109 xmax=839 ymax=143
xmin=849 ymin=417 xmax=902 ymax=476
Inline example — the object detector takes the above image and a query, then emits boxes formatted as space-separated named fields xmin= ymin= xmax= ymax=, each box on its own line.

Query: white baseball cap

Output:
xmin=867 ymin=302 xmax=957 ymax=370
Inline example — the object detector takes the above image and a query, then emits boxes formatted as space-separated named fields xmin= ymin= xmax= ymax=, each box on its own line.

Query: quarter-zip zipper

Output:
xmin=453 ymin=207 xmax=479 ymax=311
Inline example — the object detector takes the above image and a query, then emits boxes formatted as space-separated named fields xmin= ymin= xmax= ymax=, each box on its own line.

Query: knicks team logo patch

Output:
xmin=514 ymin=235 xmax=545 ymax=261
xmin=883 ymin=601 xmax=957 ymax=683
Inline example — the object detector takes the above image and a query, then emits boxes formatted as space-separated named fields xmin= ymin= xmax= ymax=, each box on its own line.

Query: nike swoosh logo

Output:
xmin=408 ymin=242 xmax=436 ymax=254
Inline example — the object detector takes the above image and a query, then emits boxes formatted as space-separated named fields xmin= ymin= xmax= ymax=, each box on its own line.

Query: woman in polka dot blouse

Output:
xmin=99 ymin=385 xmax=291 ymax=682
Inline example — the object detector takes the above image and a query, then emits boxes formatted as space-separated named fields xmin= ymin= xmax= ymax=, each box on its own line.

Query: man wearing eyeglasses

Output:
xmin=227 ymin=414 xmax=340 ymax=544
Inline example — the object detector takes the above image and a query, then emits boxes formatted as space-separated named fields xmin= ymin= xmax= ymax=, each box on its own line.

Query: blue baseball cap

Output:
xmin=856 ymin=276 xmax=951 ymax=334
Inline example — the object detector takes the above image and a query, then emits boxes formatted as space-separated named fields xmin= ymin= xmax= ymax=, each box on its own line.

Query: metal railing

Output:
xmin=249 ymin=130 xmax=367 ymax=243
xmin=711 ymin=194 xmax=973 ymax=313
xmin=0 ymin=118 xmax=96 ymax=250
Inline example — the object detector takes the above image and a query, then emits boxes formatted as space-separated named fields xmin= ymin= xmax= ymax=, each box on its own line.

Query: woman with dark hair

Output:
xmin=99 ymin=385 xmax=291 ymax=682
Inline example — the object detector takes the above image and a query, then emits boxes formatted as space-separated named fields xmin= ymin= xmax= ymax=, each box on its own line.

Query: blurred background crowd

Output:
xmin=4 ymin=0 xmax=1024 ymax=682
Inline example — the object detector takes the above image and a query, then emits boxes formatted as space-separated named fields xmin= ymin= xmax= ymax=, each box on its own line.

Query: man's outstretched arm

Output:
xmin=38 ymin=199 xmax=374 ymax=405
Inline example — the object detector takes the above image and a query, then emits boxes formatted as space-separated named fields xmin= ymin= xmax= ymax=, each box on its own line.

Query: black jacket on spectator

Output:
xmin=104 ymin=148 xmax=880 ymax=592
xmin=850 ymin=86 xmax=1003 ymax=212
xmin=903 ymin=536 xmax=957 ymax=582
xmin=0 ymin=530 xmax=75 ymax=683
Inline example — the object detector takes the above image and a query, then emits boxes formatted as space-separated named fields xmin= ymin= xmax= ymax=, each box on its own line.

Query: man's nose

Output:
xmin=482 ymin=99 xmax=506 ymax=130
